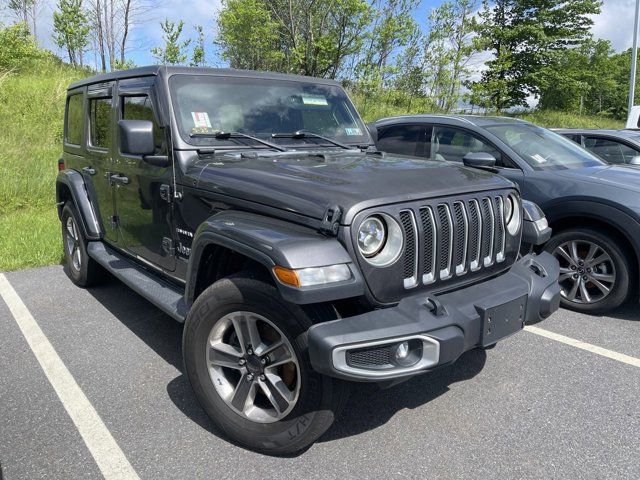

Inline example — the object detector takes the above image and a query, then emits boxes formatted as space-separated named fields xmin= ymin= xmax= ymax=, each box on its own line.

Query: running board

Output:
xmin=87 ymin=242 xmax=188 ymax=322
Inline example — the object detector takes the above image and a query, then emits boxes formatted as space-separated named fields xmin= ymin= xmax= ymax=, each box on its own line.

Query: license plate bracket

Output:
xmin=478 ymin=294 xmax=528 ymax=347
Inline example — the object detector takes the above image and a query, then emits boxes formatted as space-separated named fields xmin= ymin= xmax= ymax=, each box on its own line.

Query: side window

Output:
xmin=376 ymin=125 xmax=423 ymax=157
xmin=89 ymin=98 xmax=112 ymax=149
xmin=583 ymin=137 xmax=625 ymax=164
xmin=121 ymin=96 xmax=166 ymax=154
xmin=618 ymin=143 xmax=640 ymax=163
xmin=65 ymin=94 xmax=83 ymax=145
xmin=433 ymin=126 xmax=506 ymax=166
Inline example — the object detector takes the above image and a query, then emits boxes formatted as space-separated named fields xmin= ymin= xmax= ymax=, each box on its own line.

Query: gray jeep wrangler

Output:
xmin=57 ymin=66 xmax=560 ymax=455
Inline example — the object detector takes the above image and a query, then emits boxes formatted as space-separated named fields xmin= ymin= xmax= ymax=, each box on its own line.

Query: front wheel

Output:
xmin=544 ymin=227 xmax=631 ymax=313
xmin=182 ymin=275 xmax=350 ymax=455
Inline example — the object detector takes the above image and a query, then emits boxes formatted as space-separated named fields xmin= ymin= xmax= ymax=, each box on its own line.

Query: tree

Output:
xmin=0 ymin=23 xmax=49 ymax=71
xmin=151 ymin=19 xmax=191 ymax=65
xmin=6 ymin=0 xmax=40 ymax=38
xmin=354 ymin=0 xmax=419 ymax=96
xmin=53 ymin=0 xmax=91 ymax=67
xmin=216 ymin=0 xmax=372 ymax=78
xmin=469 ymin=0 xmax=602 ymax=112
xmin=421 ymin=0 xmax=476 ymax=112
xmin=190 ymin=24 xmax=205 ymax=66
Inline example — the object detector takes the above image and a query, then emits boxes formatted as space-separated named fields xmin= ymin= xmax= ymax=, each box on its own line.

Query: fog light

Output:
xmin=392 ymin=339 xmax=423 ymax=367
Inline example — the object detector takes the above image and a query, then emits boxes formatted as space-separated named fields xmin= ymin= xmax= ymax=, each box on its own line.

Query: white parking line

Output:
xmin=0 ymin=274 xmax=139 ymax=480
xmin=525 ymin=325 xmax=640 ymax=368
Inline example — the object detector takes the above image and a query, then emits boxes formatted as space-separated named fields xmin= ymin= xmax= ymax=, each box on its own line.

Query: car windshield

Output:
xmin=169 ymin=74 xmax=370 ymax=148
xmin=485 ymin=124 xmax=605 ymax=170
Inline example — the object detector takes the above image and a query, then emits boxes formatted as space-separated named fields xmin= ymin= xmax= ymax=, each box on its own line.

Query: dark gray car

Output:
xmin=369 ymin=115 xmax=640 ymax=313
xmin=555 ymin=128 xmax=640 ymax=165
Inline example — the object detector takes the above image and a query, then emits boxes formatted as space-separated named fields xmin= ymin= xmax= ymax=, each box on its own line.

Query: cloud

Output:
xmin=591 ymin=0 xmax=638 ymax=52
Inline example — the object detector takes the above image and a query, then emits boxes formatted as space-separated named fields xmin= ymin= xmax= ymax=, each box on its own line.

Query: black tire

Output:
xmin=60 ymin=202 xmax=103 ymax=287
xmin=544 ymin=227 xmax=632 ymax=314
xmin=182 ymin=275 xmax=350 ymax=455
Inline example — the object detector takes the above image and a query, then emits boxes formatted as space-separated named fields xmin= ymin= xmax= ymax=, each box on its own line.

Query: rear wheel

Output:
xmin=182 ymin=275 xmax=350 ymax=455
xmin=545 ymin=228 xmax=631 ymax=313
xmin=61 ymin=203 xmax=103 ymax=287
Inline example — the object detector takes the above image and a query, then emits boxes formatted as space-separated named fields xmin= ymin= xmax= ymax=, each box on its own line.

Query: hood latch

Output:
xmin=320 ymin=204 xmax=342 ymax=236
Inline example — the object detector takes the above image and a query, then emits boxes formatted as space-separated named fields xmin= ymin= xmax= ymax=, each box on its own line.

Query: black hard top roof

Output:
xmin=68 ymin=65 xmax=342 ymax=90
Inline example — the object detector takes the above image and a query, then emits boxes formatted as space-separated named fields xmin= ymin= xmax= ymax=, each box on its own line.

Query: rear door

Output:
xmin=85 ymin=83 xmax=119 ymax=244
xmin=112 ymin=79 xmax=176 ymax=271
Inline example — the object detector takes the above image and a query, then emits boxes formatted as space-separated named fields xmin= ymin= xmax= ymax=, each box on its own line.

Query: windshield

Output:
xmin=169 ymin=74 xmax=370 ymax=148
xmin=485 ymin=124 xmax=605 ymax=170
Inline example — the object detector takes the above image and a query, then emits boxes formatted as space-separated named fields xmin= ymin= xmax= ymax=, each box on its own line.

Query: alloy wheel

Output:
xmin=206 ymin=311 xmax=300 ymax=423
xmin=553 ymin=239 xmax=616 ymax=304
xmin=65 ymin=216 xmax=82 ymax=272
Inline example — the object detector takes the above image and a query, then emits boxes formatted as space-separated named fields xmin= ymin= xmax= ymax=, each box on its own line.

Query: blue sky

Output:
xmin=29 ymin=0 xmax=640 ymax=69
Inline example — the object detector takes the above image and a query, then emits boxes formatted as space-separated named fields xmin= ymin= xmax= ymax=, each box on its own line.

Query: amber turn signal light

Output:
xmin=273 ymin=266 xmax=300 ymax=287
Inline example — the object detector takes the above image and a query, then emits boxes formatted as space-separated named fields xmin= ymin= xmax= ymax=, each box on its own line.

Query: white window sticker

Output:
xmin=345 ymin=127 xmax=362 ymax=136
xmin=531 ymin=154 xmax=547 ymax=164
xmin=301 ymin=94 xmax=328 ymax=106
xmin=191 ymin=112 xmax=212 ymax=129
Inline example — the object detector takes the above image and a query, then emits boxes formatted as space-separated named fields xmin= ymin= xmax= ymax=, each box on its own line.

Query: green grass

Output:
xmin=513 ymin=110 xmax=624 ymax=129
xmin=0 ymin=63 xmax=626 ymax=271
xmin=0 ymin=63 xmax=84 ymax=271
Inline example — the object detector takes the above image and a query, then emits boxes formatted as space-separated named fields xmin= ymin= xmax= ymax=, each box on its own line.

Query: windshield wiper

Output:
xmin=190 ymin=130 xmax=288 ymax=152
xmin=272 ymin=130 xmax=352 ymax=150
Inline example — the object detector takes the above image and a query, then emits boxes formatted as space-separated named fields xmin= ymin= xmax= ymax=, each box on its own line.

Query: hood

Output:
xmin=188 ymin=150 xmax=513 ymax=224
xmin=554 ymin=165 xmax=640 ymax=194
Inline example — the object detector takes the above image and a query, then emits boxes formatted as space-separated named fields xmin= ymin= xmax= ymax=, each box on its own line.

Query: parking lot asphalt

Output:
xmin=1 ymin=265 xmax=639 ymax=479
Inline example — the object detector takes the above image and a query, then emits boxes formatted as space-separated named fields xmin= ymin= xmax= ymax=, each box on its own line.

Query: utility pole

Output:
xmin=629 ymin=0 xmax=640 ymax=114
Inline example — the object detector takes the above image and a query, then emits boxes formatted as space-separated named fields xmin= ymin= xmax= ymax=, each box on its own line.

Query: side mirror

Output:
xmin=119 ymin=119 xmax=155 ymax=156
xmin=463 ymin=152 xmax=497 ymax=168
xmin=629 ymin=155 xmax=640 ymax=166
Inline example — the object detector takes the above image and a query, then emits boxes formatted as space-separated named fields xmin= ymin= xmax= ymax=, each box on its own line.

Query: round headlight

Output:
xmin=357 ymin=213 xmax=404 ymax=267
xmin=357 ymin=216 xmax=386 ymax=257
xmin=506 ymin=193 xmax=521 ymax=235
xmin=504 ymin=195 xmax=514 ymax=224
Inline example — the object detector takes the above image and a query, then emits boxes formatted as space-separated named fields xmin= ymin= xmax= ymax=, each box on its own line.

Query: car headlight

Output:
xmin=357 ymin=213 xmax=404 ymax=267
xmin=505 ymin=193 xmax=521 ymax=235
xmin=357 ymin=216 xmax=386 ymax=257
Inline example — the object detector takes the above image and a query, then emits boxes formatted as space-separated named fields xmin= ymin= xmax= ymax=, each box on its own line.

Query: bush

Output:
xmin=0 ymin=23 xmax=54 ymax=72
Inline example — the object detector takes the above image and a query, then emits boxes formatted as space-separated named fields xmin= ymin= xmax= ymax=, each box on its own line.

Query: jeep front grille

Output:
xmin=400 ymin=195 xmax=508 ymax=288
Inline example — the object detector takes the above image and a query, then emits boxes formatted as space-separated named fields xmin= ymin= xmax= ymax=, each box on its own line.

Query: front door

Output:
xmin=85 ymin=83 xmax=119 ymax=244
xmin=431 ymin=125 xmax=525 ymax=190
xmin=112 ymin=80 xmax=176 ymax=271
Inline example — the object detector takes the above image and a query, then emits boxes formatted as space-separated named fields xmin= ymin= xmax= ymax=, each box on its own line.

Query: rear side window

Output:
xmin=376 ymin=125 xmax=422 ymax=156
xmin=121 ymin=96 xmax=166 ymax=154
xmin=65 ymin=94 xmax=83 ymax=145
xmin=89 ymin=98 xmax=112 ymax=149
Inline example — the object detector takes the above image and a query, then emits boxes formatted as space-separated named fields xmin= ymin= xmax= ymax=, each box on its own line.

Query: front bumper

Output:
xmin=308 ymin=253 xmax=560 ymax=382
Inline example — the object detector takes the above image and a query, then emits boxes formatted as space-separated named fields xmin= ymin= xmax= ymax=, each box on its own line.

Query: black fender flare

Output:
xmin=56 ymin=169 xmax=101 ymax=240
xmin=185 ymin=211 xmax=365 ymax=306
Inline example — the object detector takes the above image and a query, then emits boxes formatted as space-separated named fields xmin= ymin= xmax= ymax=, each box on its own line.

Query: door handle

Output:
xmin=82 ymin=166 xmax=96 ymax=175
xmin=109 ymin=173 xmax=130 ymax=185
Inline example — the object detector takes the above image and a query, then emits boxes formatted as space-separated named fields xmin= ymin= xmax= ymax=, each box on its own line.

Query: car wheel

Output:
xmin=544 ymin=228 xmax=631 ymax=313
xmin=61 ymin=203 xmax=103 ymax=287
xmin=182 ymin=274 xmax=350 ymax=455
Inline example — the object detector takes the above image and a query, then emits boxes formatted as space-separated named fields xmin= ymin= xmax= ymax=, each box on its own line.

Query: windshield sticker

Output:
xmin=301 ymin=94 xmax=328 ymax=106
xmin=531 ymin=154 xmax=547 ymax=164
xmin=191 ymin=112 xmax=212 ymax=129
xmin=345 ymin=127 xmax=362 ymax=136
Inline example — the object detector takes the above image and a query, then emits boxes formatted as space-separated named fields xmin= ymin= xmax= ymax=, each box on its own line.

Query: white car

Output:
xmin=626 ymin=105 xmax=640 ymax=129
